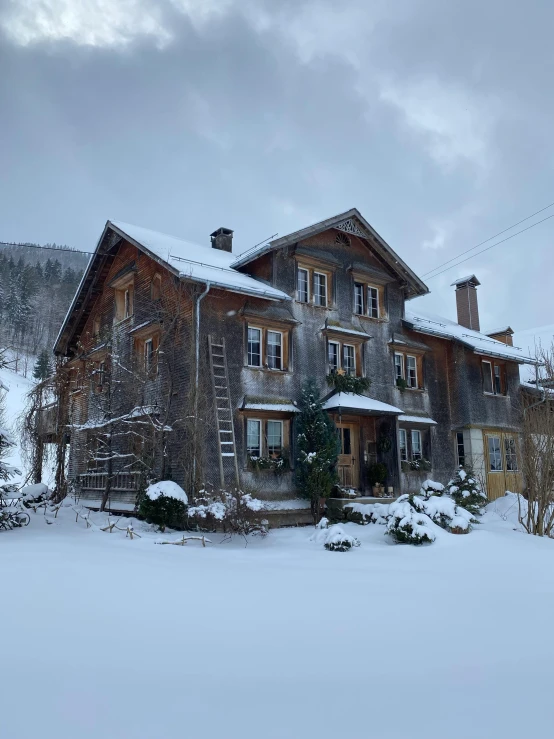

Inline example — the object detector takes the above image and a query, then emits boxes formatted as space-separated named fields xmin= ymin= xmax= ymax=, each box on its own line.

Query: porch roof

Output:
xmin=322 ymin=392 xmax=403 ymax=415
xmin=398 ymin=414 xmax=437 ymax=425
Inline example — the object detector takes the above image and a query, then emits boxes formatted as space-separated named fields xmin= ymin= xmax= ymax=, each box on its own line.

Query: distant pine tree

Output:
xmin=33 ymin=349 xmax=52 ymax=381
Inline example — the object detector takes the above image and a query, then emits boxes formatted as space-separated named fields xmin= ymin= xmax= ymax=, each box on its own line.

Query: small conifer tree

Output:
xmin=33 ymin=349 xmax=52 ymax=382
xmin=447 ymin=467 xmax=487 ymax=515
xmin=296 ymin=380 xmax=340 ymax=523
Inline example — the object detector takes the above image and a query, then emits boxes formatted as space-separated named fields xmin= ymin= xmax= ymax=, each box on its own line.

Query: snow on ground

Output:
xmin=1 ymin=497 xmax=554 ymax=739
xmin=0 ymin=364 xmax=34 ymax=486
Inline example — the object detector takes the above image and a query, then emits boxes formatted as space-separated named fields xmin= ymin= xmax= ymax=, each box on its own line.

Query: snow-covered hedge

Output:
xmin=138 ymin=481 xmax=189 ymax=532
xmin=188 ymin=489 xmax=268 ymax=538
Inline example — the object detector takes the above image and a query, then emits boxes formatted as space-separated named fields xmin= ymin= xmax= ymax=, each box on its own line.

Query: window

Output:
xmin=144 ymin=338 xmax=155 ymax=374
xmin=505 ymin=436 xmax=518 ymax=471
xmin=124 ymin=289 xmax=131 ymax=319
xmin=456 ymin=432 xmax=465 ymax=468
xmin=93 ymin=316 xmax=101 ymax=338
xmin=354 ymin=283 xmax=364 ymax=315
xmin=488 ymin=435 xmax=503 ymax=471
xmin=406 ymin=355 xmax=417 ymax=388
xmin=267 ymin=331 xmax=282 ymax=371
xmin=151 ymin=273 xmax=162 ymax=301
xmin=411 ymin=430 xmax=422 ymax=460
xmin=394 ymin=353 xmax=404 ymax=382
xmin=247 ymin=327 xmax=262 ymax=367
xmin=483 ymin=360 xmax=506 ymax=395
xmin=313 ymin=272 xmax=327 ymax=307
xmin=482 ymin=361 xmax=493 ymax=394
xmin=247 ymin=419 xmax=261 ymax=456
xmin=343 ymin=345 xmax=356 ymax=376
xmin=328 ymin=341 xmax=340 ymax=373
xmin=266 ymin=420 xmax=283 ymax=457
xmin=114 ymin=282 xmax=134 ymax=321
xmin=297 ymin=268 xmax=309 ymax=303
xmin=399 ymin=429 xmax=408 ymax=462
xmin=367 ymin=286 xmax=379 ymax=319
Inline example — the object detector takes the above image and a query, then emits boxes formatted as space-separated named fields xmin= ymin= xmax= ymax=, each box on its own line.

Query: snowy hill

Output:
xmin=0 ymin=364 xmax=33 ymax=485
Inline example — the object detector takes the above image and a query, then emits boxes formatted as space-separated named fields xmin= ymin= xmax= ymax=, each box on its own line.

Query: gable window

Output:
xmin=246 ymin=419 xmax=261 ymax=457
xmin=488 ymin=435 xmax=503 ymax=471
xmin=342 ymin=345 xmax=356 ymax=376
xmin=124 ymin=289 xmax=132 ymax=319
xmin=297 ymin=268 xmax=309 ymax=303
xmin=456 ymin=432 xmax=465 ymax=468
xmin=114 ymin=282 xmax=134 ymax=322
xmin=367 ymin=286 xmax=379 ymax=319
xmin=354 ymin=283 xmax=364 ymax=315
xmin=92 ymin=316 xmax=101 ymax=338
xmin=144 ymin=339 xmax=155 ymax=374
xmin=151 ymin=273 xmax=162 ymax=301
xmin=328 ymin=341 xmax=340 ymax=373
xmin=267 ymin=420 xmax=283 ymax=457
xmin=394 ymin=351 xmax=423 ymax=390
xmin=247 ymin=327 xmax=262 ymax=367
xmin=482 ymin=360 xmax=506 ymax=395
xmin=313 ymin=272 xmax=327 ymax=307
xmin=267 ymin=331 xmax=282 ymax=371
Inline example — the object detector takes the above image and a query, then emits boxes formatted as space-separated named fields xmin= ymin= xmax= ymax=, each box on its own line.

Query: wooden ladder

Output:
xmin=208 ymin=335 xmax=240 ymax=489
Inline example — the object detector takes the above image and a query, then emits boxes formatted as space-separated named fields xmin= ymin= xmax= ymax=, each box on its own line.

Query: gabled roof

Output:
xmin=54 ymin=219 xmax=289 ymax=356
xmin=232 ymin=208 xmax=429 ymax=299
xmin=404 ymin=307 xmax=536 ymax=364
xmin=451 ymin=274 xmax=480 ymax=287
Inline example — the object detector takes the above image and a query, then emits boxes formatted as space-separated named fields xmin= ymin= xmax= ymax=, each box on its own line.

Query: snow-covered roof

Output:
xmin=322 ymin=392 xmax=403 ymax=415
xmin=398 ymin=415 xmax=437 ymax=425
xmin=242 ymin=402 xmax=299 ymax=413
xmin=404 ymin=307 xmax=536 ymax=364
xmin=321 ymin=324 xmax=371 ymax=338
xmin=110 ymin=221 xmax=289 ymax=302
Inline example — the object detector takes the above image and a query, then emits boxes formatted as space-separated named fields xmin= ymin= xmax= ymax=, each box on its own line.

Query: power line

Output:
xmin=423 ymin=199 xmax=554 ymax=278
xmin=426 ymin=214 xmax=554 ymax=281
xmin=0 ymin=240 xmax=93 ymax=255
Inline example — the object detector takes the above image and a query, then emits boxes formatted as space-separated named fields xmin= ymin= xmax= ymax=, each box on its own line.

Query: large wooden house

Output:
xmin=53 ymin=209 xmax=534 ymax=515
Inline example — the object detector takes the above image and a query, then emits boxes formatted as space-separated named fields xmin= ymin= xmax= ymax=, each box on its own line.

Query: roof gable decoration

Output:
xmin=335 ymin=218 xmax=369 ymax=240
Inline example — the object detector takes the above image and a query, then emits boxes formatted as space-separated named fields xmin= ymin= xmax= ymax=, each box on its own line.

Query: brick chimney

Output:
xmin=210 ymin=227 xmax=233 ymax=253
xmin=451 ymin=275 xmax=481 ymax=331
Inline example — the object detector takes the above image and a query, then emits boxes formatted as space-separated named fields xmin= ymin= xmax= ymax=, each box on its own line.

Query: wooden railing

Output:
xmin=77 ymin=471 xmax=143 ymax=492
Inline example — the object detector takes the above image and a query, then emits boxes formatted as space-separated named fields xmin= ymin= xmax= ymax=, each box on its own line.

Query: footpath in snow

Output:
xmin=1 ymin=494 xmax=553 ymax=739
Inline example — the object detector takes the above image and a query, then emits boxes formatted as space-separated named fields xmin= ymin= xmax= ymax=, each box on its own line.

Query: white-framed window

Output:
xmin=406 ymin=355 xmax=418 ymax=388
xmin=144 ymin=338 xmax=154 ymax=374
xmin=394 ymin=353 xmax=404 ymax=382
xmin=247 ymin=327 xmax=262 ymax=367
xmin=314 ymin=272 xmax=327 ymax=307
xmin=343 ymin=344 xmax=356 ymax=376
xmin=354 ymin=283 xmax=364 ymax=315
xmin=456 ymin=432 xmax=465 ymax=468
xmin=266 ymin=420 xmax=283 ymax=457
xmin=411 ymin=430 xmax=422 ymax=460
xmin=399 ymin=429 xmax=408 ymax=461
xmin=367 ymin=286 xmax=379 ymax=319
xmin=297 ymin=268 xmax=309 ymax=303
xmin=488 ymin=435 xmax=503 ymax=471
xmin=328 ymin=341 xmax=340 ymax=373
xmin=247 ymin=419 xmax=261 ymax=457
xmin=504 ymin=436 xmax=519 ymax=471
xmin=482 ymin=361 xmax=494 ymax=394
xmin=267 ymin=331 xmax=282 ymax=371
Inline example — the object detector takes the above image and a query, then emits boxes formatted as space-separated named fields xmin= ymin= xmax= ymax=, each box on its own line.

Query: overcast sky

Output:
xmin=1 ymin=0 xmax=553 ymax=361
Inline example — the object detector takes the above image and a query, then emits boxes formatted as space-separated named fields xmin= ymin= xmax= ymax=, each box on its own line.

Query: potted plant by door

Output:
xmin=367 ymin=462 xmax=387 ymax=497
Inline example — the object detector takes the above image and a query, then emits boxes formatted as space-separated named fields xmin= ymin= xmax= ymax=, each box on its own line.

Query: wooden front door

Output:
xmin=336 ymin=422 xmax=359 ymax=489
xmin=483 ymin=430 xmax=523 ymax=500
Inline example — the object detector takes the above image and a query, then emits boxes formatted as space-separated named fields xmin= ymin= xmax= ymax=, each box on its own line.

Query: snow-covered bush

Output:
xmin=20 ymin=482 xmax=51 ymax=508
xmin=138 ymin=481 xmax=188 ymax=532
xmin=311 ymin=519 xmax=360 ymax=551
xmin=447 ymin=468 xmax=488 ymax=516
xmin=386 ymin=479 xmax=477 ymax=544
xmin=188 ymin=488 xmax=268 ymax=539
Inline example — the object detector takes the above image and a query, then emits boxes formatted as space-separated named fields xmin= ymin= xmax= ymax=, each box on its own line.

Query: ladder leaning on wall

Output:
xmin=207 ymin=335 xmax=240 ymax=489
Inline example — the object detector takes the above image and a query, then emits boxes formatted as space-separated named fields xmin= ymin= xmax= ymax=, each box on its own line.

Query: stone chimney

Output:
xmin=451 ymin=274 xmax=481 ymax=331
xmin=210 ymin=227 xmax=233 ymax=253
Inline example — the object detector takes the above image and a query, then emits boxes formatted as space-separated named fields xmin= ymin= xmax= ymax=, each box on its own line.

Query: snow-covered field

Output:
xmin=1 ymin=495 xmax=553 ymax=739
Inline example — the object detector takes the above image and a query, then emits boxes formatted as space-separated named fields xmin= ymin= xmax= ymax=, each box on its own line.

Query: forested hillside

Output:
xmin=0 ymin=244 xmax=88 ymax=375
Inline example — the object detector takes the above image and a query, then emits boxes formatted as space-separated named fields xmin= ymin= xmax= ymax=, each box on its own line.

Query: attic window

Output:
xmin=335 ymin=232 xmax=350 ymax=247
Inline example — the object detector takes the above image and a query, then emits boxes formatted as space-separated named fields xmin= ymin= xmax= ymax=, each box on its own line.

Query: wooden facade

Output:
xmin=52 ymin=209 xmax=532 ymax=512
